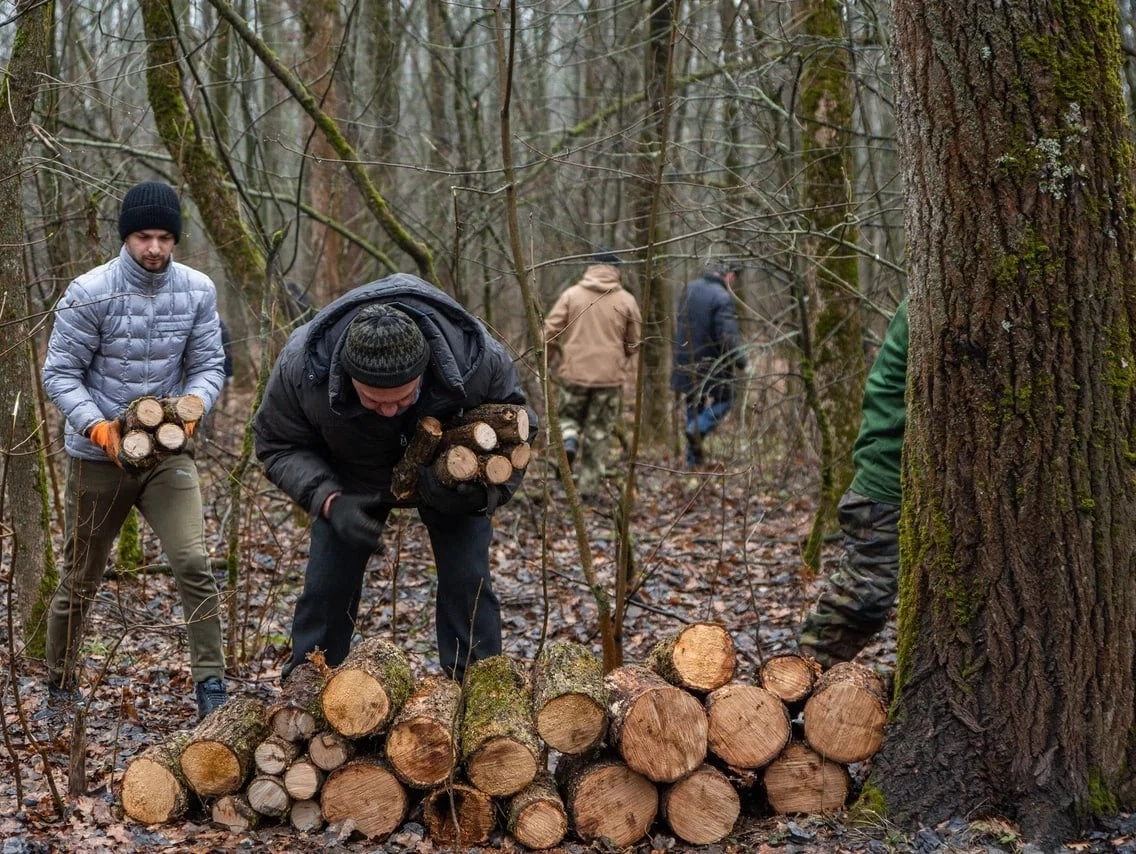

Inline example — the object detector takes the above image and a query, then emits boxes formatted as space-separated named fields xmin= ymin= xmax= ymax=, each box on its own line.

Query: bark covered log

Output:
xmin=705 ymin=683 xmax=791 ymax=769
xmin=432 ymin=444 xmax=479 ymax=487
xmin=179 ymin=697 xmax=268 ymax=797
xmin=154 ymin=422 xmax=187 ymax=453
xmin=320 ymin=637 xmax=413 ymax=739
xmin=385 ymin=675 xmax=461 ymax=788
xmin=555 ymin=752 xmax=658 ymax=848
xmin=532 ymin=640 xmax=607 ymax=755
xmin=660 ymin=763 xmax=740 ymax=845
xmin=211 ymin=793 xmax=261 ymax=832
xmin=506 ymin=771 xmax=568 ymax=850
xmin=501 ymin=442 xmax=532 ymax=471
xmin=390 ymin=416 xmax=443 ymax=500
xmin=254 ymin=734 xmax=301 ymax=777
xmin=760 ymin=653 xmax=822 ymax=706
xmin=453 ymin=403 xmax=530 ymax=444
xmin=124 ymin=396 xmax=165 ymax=430
xmin=478 ymin=453 xmax=515 ymax=485
xmin=461 ymin=656 xmax=541 ymax=797
xmin=269 ymin=662 xmax=326 ymax=742
xmin=646 ymin=622 xmax=736 ymax=693
xmin=309 ymin=730 xmax=354 ymax=772
xmin=421 ymin=781 xmax=496 ymax=847
xmin=122 ymin=730 xmax=193 ymax=824
xmin=120 ymin=430 xmax=157 ymax=471
xmin=320 ymin=757 xmax=408 ymax=840
xmin=763 ymin=741 xmax=850 ymax=815
xmin=605 ymin=664 xmax=708 ymax=783
xmin=440 ymin=421 xmax=498 ymax=453
xmin=246 ymin=774 xmax=290 ymax=818
xmin=802 ymin=661 xmax=888 ymax=763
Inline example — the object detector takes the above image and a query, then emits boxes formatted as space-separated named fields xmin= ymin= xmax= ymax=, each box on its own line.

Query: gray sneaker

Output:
xmin=194 ymin=677 xmax=228 ymax=721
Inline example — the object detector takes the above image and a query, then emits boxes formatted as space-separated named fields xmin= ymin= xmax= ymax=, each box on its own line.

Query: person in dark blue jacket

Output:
xmin=670 ymin=259 xmax=747 ymax=466
xmin=252 ymin=275 xmax=536 ymax=683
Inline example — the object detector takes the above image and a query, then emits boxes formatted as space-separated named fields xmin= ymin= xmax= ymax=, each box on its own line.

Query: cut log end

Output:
xmin=535 ymin=693 xmax=607 ymax=755
xmin=466 ymin=737 xmax=539 ymax=797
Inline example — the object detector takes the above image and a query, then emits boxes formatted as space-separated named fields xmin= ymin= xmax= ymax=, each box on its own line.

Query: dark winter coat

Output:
xmin=252 ymin=274 xmax=534 ymax=518
xmin=850 ymin=299 xmax=908 ymax=506
xmin=669 ymin=271 xmax=747 ymax=401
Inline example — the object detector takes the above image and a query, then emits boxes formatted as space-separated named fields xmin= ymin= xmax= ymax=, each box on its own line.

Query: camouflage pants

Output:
xmin=558 ymin=383 xmax=622 ymax=497
xmin=797 ymin=489 xmax=900 ymax=668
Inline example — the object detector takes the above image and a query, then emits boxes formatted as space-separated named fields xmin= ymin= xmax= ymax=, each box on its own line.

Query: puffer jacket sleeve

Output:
xmin=252 ymin=345 xmax=344 ymax=519
xmin=42 ymin=281 xmax=111 ymax=437
xmin=180 ymin=281 xmax=226 ymax=410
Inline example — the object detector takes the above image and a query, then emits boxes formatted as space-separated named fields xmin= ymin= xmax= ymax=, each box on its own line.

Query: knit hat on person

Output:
xmin=341 ymin=304 xmax=430 ymax=388
xmin=118 ymin=182 xmax=183 ymax=243
xmin=592 ymin=247 xmax=621 ymax=266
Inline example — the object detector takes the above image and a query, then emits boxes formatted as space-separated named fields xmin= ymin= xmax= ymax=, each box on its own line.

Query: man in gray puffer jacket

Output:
xmin=41 ymin=181 xmax=228 ymax=721
xmin=253 ymin=274 xmax=535 ymax=683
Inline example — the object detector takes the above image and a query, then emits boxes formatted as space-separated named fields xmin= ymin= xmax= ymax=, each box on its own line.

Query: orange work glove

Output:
xmin=88 ymin=420 xmax=123 ymax=465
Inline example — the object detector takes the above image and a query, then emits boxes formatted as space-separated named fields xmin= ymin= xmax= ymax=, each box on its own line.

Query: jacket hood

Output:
xmin=577 ymin=264 xmax=623 ymax=293
xmin=302 ymin=274 xmax=490 ymax=410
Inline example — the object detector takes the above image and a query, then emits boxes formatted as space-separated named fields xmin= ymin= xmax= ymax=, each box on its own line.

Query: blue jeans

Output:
xmin=684 ymin=397 xmax=733 ymax=465
xmin=288 ymin=507 xmax=501 ymax=681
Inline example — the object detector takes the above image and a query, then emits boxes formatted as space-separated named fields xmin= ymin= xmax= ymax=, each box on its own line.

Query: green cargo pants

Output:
xmin=46 ymin=454 xmax=225 ymax=686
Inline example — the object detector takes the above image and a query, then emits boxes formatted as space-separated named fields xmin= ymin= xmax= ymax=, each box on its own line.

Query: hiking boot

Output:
xmin=563 ymin=437 xmax=578 ymax=468
xmin=34 ymin=680 xmax=83 ymax=721
xmin=194 ymin=676 xmax=228 ymax=721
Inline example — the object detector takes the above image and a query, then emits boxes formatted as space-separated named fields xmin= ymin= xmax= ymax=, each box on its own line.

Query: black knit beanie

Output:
xmin=341 ymin=304 xmax=430 ymax=388
xmin=592 ymin=247 xmax=621 ymax=266
xmin=118 ymin=182 xmax=182 ymax=243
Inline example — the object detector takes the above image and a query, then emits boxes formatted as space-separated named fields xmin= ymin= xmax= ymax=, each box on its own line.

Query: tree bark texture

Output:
xmin=532 ymin=640 xmax=608 ymax=755
xmin=460 ymin=656 xmax=540 ymax=797
xmin=179 ymin=697 xmax=269 ymax=797
xmin=882 ymin=1 xmax=1136 ymax=842
xmin=320 ymin=637 xmax=413 ymax=738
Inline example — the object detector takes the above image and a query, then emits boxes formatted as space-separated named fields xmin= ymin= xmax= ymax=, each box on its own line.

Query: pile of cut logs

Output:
xmin=121 ymin=625 xmax=889 ymax=847
xmin=117 ymin=395 xmax=204 ymax=472
xmin=390 ymin=404 xmax=532 ymax=501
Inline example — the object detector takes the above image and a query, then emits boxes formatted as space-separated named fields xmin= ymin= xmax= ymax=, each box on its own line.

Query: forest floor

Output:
xmin=0 ymin=395 xmax=1132 ymax=854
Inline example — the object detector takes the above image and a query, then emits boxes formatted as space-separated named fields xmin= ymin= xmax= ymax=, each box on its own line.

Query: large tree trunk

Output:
xmin=0 ymin=0 xmax=54 ymax=651
xmin=877 ymin=1 xmax=1136 ymax=844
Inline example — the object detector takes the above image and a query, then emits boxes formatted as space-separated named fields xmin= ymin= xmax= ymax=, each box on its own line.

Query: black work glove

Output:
xmin=326 ymin=494 xmax=385 ymax=551
xmin=417 ymin=466 xmax=506 ymax=516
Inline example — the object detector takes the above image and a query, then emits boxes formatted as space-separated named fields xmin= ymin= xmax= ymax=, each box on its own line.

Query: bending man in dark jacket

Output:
xmin=670 ymin=259 xmax=748 ymax=467
xmin=253 ymin=275 xmax=535 ymax=682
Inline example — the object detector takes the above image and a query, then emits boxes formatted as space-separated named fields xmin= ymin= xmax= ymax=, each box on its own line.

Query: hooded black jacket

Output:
xmin=253 ymin=274 xmax=532 ymax=517
xmin=669 ymin=271 xmax=747 ymax=401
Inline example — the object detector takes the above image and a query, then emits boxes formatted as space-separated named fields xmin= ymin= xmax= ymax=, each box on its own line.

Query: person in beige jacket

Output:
xmin=544 ymin=249 xmax=642 ymax=500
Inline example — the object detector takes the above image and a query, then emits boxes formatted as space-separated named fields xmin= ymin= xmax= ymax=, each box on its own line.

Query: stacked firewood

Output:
xmin=389 ymin=404 xmax=532 ymax=501
xmin=117 ymin=395 xmax=204 ymax=472
xmin=120 ymin=626 xmax=889 ymax=847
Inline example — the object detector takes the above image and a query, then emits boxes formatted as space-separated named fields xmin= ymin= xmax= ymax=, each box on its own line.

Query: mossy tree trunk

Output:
xmin=0 ymin=0 xmax=55 ymax=650
xmin=796 ymin=0 xmax=865 ymax=570
xmin=875 ymin=1 xmax=1136 ymax=845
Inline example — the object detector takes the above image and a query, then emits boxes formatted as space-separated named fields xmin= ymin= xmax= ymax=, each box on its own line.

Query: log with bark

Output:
xmin=532 ymin=640 xmax=607 ymax=755
xmin=660 ymin=762 xmax=740 ymax=845
xmin=162 ymin=393 xmax=205 ymax=425
xmin=646 ymin=621 xmax=737 ymax=693
xmin=802 ymin=661 xmax=888 ymax=763
xmin=211 ymin=793 xmax=261 ymax=832
xmin=154 ymin=422 xmax=188 ymax=453
xmin=123 ymin=396 xmax=165 ymax=431
xmin=390 ymin=415 xmax=443 ymax=500
xmin=269 ymin=662 xmax=326 ymax=742
xmin=506 ymin=771 xmax=568 ymax=850
xmin=289 ymin=798 xmax=324 ymax=832
xmin=763 ymin=741 xmax=850 ymax=815
xmin=604 ymin=664 xmax=708 ymax=783
xmin=117 ymin=394 xmax=204 ymax=470
xmin=320 ymin=757 xmax=408 ymax=840
xmin=246 ymin=774 xmax=290 ymax=818
xmin=500 ymin=442 xmax=532 ymax=471
xmin=461 ymin=656 xmax=541 ymax=797
xmin=179 ymin=697 xmax=268 ymax=798
xmin=760 ymin=652 xmax=822 ymax=706
xmin=283 ymin=755 xmax=325 ymax=801
xmin=440 ymin=421 xmax=498 ymax=453
xmin=477 ymin=452 xmax=515 ymax=485
xmin=421 ymin=781 xmax=496 ymax=847
xmin=385 ymin=675 xmax=461 ymax=788
xmin=320 ymin=637 xmax=414 ymax=739
xmin=308 ymin=730 xmax=354 ymax=772
xmin=555 ymin=753 xmax=658 ymax=848
xmin=120 ymin=429 xmax=157 ymax=472
xmin=431 ymin=444 xmax=480 ymax=487
xmin=121 ymin=730 xmax=194 ymax=824
xmin=705 ymin=683 xmax=791 ymax=769
xmin=452 ymin=403 xmax=530 ymax=445
xmin=254 ymin=734 xmax=301 ymax=777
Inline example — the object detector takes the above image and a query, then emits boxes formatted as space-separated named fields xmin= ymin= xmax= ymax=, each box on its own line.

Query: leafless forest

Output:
xmin=5 ymin=1 xmax=1136 ymax=851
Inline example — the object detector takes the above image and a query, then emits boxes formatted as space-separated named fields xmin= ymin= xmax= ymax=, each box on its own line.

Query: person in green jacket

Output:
xmin=797 ymin=299 xmax=907 ymax=668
